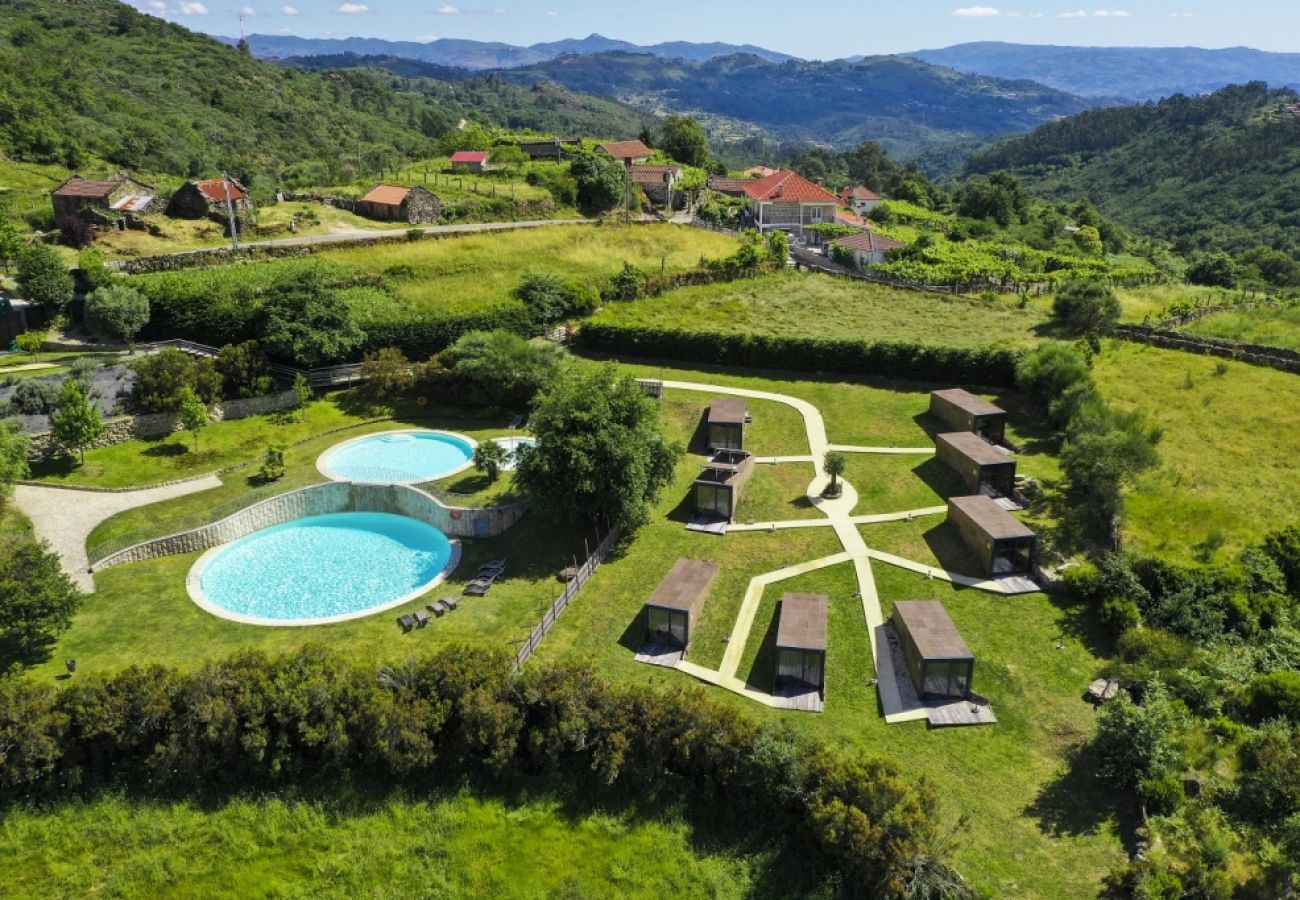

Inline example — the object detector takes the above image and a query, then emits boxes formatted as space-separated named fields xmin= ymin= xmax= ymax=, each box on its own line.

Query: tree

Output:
xmin=0 ymin=216 xmax=25 ymax=274
xmin=84 ymin=283 xmax=149 ymax=348
xmin=1015 ymin=341 xmax=1095 ymax=429
xmin=1052 ymin=279 xmax=1121 ymax=337
xmin=515 ymin=364 xmax=681 ymax=531
xmin=292 ymin=372 xmax=313 ymax=415
xmin=131 ymin=349 xmax=222 ymax=413
xmin=0 ymin=538 xmax=82 ymax=668
xmin=514 ymin=271 xmax=577 ymax=328
xmin=1092 ymin=686 xmax=1180 ymax=790
xmin=77 ymin=248 xmax=113 ymax=291
xmin=1060 ymin=404 xmax=1161 ymax=538
xmin=16 ymin=244 xmax=74 ymax=318
xmin=1073 ymin=224 xmax=1104 ymax=256
xmin=50 ymin=378 xmax=102 ymax=464
xmin=216 ymin=341 xmax=274 ymax=398
xmin=442 ymin=330 xmax=565 ymax=404
xmin=177 ymin=386 xmax=210 ymax=450
xmin=358 ymin=347 xmax=415 ymax=403
xmin=823 ymin=451 xmax=846 ymax=496
xmin=1187 ymin=252 xmax=1237 ymax=288
xmin=569 ymin=150 xmax=628 ymax=213
xmin=14 ymin=331 xmax=46 ymax=361
xmin=474 ymin=439 xmax=508 ymax=484
xmin=259 ymin=271 xmax=364 ymax=367
xmin=605 ymin=262 xmax=646 ymax=302
xmin=659 ymin=115 xmax=710 ymax=168
xmin=1243 ymin=671 xmax=1300 ymax=724
xmin=0 ymin=420 xmax=30 ymax=507
xmin=259 ymin=444 xmax=286 ymax=482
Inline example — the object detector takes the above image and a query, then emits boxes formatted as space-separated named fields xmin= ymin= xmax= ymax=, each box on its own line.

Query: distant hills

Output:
xmin=966 ymin=82 xmax=1300 ymax=255
xmin=224 ymin=32 xmax=797 ymax=70
xmin=907 ymin=42 xmax=1300 ymax=102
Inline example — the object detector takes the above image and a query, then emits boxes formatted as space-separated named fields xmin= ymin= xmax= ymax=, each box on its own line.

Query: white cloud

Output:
xmin=281 ymin=4 xmax=299 ymax=13
xmin=1058 ymin=8 xmax=1131 ymax=17
xmin=177 ymin=1 xmax=209 ymax=13
xmin=240 ymin=5 xmax=257 ymax=15
xmin=546 ymin=9 xmax=558 ymax=15
xmin=438 ymin=3 xmax=458 ymax=10
xmin=337 ymin=1 xmax=369 ymax=11
xmin=952 ymin=6 xmax=1000 ymax=16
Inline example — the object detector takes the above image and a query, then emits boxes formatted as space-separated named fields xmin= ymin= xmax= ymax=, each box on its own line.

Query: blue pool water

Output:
xmin=322 ymin=431 xmax=474 ymax=483
xmin=196 ymin=512 xmax=453 ymax=623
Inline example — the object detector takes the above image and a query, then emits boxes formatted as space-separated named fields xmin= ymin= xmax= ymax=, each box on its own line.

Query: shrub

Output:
xmin=357 ymin=347 xmax=415 ymax=403
xmin=0 ymin=419 xmax=29 ymax=505
xmin=259 ymin=270 xmax=364 ymax=367
xmin=258 ymin=445 xmax=286 ymax=482
xmin=14 ymin=331 xmax=46 ymax=360
xmin=131 ymin=348 xmax=221 ymax=413
xmin=1237 ymin=720 xmax=1300 ymax=818
xmin=11 ymin=378 xmax=61 ymax=415
xmin=1262 ymin=526 xmax=1300 ymax=597
xmin=1052 ymin=279 xmax=1120 ymax=336
xmin=605 ymin=261 xmax=646 ymax=302
xmin=216 ymin=341 xmax=274 ymax=399
xmin=17 ymin=244 xmax=74 ymax=317
xmin=1015 ymin=341 xmax=1094 ymax=429
xmin=1139 ymin=773 xmax=1186 ymax=815
xmin=84 ymin=283 xmax=150 ymax=347
xmin=1093 ymin=687 xmax=1181 ymax=789
xmin=514 ymin=271 xmax=575 ymax=328
xmin=441 ymin=330 xmax=565 ymax=405
xmin=1243 ymin=671 xmax=1300 ymax=724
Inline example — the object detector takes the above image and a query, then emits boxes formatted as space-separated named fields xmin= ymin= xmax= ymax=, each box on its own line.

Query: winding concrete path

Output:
xmin=13 ymin=477 xmax=223 ymax=592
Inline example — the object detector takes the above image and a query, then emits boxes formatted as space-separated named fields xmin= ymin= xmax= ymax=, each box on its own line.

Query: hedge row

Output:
xmin=0 ymin=645 xmax=957 ymax=896
xmin=361 ymin=306 xmax=533 ymax=360
xmin=577 ymin=322 xmax=1021 ymax=386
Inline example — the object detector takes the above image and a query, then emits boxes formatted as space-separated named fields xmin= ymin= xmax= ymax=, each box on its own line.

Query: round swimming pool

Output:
xmin=318 ymin=430 xmax=476 ymax=484
xmin=494 ymin=436 xmax=537 ymax=471
xmin=188 ymin=512 xmax=457 ymax=626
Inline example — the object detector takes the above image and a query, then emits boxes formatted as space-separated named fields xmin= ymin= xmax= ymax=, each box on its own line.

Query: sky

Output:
xmin=128 ymin=0 xmax=1300 ymax=57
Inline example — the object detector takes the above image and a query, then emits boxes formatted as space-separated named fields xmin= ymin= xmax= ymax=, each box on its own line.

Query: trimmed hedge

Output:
xmin=361 ymin=306 xmax=533 ymax=361
xmin=577 ymin=322 xmax=1021 ymax=386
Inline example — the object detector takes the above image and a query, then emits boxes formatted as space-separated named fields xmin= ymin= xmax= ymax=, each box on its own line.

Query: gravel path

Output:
xmin=14 ymin=477 xmax=222 ymax=592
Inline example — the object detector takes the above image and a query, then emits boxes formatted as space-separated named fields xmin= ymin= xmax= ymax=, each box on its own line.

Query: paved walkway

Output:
xmin=654 ymin=380 xmax=1021 ymax=721
xmin=13 ymin=477 xmax=223 ymax=592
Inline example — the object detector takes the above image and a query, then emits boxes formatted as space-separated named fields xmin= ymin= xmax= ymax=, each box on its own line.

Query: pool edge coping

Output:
xmin=186 ymin=519 xmax=463 ymax=628
xmin=316 ymin=428 xmax=479 ymax=486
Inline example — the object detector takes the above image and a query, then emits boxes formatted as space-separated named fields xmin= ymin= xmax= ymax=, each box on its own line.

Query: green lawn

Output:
xmin=1183 ymin=303 xmax=1300 ymax=352
xmin=587 ymin=270 xmax=1050 ymax=350
xmin=0 ymin=351 xmax=124 ymax=381
xmin=1094 ymin=340 xmax=1300 ymax=563
xmin=0 ymin=787 xmax=778 ymax=899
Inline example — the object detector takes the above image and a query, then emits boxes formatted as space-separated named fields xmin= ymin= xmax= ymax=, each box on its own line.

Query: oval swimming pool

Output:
xmin=318 ymin=430 xmax=476 ymax=484
xmin=189 ymin=512 xmax=456 ymax=625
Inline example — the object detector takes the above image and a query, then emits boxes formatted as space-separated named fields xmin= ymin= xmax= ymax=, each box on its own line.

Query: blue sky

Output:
xmin=129 ymin=0 xmax=1300 ymax=57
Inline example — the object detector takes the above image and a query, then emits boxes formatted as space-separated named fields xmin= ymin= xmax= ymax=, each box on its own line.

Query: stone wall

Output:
xmin=1112 ymin=325 xmax=1300 ymax=375
xmin=28 ymin=389 xmax=299 ymax=461
xmin=92 ymin=482 xmax=528 ymax=572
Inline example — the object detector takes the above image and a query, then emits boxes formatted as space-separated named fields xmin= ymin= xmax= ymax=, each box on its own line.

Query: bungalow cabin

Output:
xmin=930 ymin=389 xmax=1006 ymax=444
xmin=890 ymin=600 xmax=976 ymax=700
xmin=356 ymin=183 xmax=442 ymax=224
xmin=840 ymin=185 xmax=883 ymax=216
xmin=694 ymin=449 xmax=755 ymax=522
xmin=947 ymin=495 xmax=1036 ymax=578
xmin=599 ymin=139 xmax=653 ymax=166
xmin=740 ymin=170 xmax=840 ymax=237
xmin=831 ymin=230 xmax=907 ymax=269
xmin=643 ymin=558 xmax=720 ymax=649
xmin=518 ymin=137 xmax=564 ymax=161
xmin=630 ymin=164 xmax=683 ymax=207
xmin=705 ymin=176 xmax=752 ymax=197
xmin=707 ymin=396 xmax=747 ymax=451
xmin=50 ymin=175 xmax=155 ymax=224
xmin=167 ymin=177 xmax=251 ymax=219
xmin=935 ymin=431 xmax=1017 ymax=497
xmin=775 ymin=593 xmax=828 ymax=695
xmin=450 ymin=151 xmax=490 ymax=173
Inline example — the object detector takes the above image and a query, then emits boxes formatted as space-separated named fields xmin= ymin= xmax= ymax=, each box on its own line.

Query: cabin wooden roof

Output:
xmin=892 ymin=601 xmax=973 ymax=661
xmin=776 ymin=593 xmax=828 ymax=651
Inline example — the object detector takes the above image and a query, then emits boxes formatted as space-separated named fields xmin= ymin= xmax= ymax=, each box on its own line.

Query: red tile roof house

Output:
xmin=449 ymin=150 xmax=490 ymax=173
xmin=840 ymin=184 xmax=884 ymax=216
xmin=740 ymin=170 xmax=842 ymax=237
xmin=50 ymin=175 xmax=155 ymax=225
xmin=599 ymin=139 xmax=653 ymax=166
xmin=630 ymin=164 xmax=683 ymax=207
xmin=356 ymin=183 xmax=443 ymax=224
xmin=832 ymin=229 xmax=908 ymax=269
xmin=167 ymin=177 xmax=251 ymax=219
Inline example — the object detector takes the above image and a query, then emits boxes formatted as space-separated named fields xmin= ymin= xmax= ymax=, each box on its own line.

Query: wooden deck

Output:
xmin=685 ymin=514 xmax=729 ymax=535
xmin=634 ymin=643 xmax=685 ymax=668
xmin=996 ymin=575 xmax=1040 ymax=594
xmin=882 ymin=623 xmax=997 ymax=728
xmin=770 ymin=684 xmax=825 ymax=712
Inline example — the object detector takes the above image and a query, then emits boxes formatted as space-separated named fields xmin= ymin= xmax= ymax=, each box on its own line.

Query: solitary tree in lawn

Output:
xmin=0 ymin=538 xmax=83 ymax=668
xmin=14 ymin=331 xmax=46 ymax=361
xmin=474 ymin=439 xmax=509 ymax=484
xmin=824 ymin=451 xmax=847 ymax=497
xmin=178 ymin=386 xmax=210 ymax=450
xmin=50 ymin=377 xmax=102 ymax=465
xmin=84 ymin=283 xmax=150 ymax=350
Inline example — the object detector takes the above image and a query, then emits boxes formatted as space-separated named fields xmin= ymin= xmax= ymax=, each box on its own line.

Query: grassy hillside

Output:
xmin=967 ymin=82 xmax=1300 ymax=258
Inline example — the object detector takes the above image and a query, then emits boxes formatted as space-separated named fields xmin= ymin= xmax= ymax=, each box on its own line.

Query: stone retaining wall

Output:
xmin=27 ymin=390 xmax=299 ymax=461
xmin=1112 ymin=325 xmax=1300 ymax=374
xmin=91 ymin=482 xmax=528 ymax=572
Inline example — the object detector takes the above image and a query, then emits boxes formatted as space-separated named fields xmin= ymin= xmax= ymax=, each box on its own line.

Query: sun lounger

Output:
xmin=464 ymin=573 xmax=499 ymax=596
xmin=413 ymin=610 xmax=432 ymax=628
xmin=476 ymin=560 xmax=506 ymax=573
xmin=397 ymin=613 xmax=416 ymax=632
xmin=441 ymin=597 xmax=458 ymax=611
xmin=427 ymin=601 xmax=447 ymax=617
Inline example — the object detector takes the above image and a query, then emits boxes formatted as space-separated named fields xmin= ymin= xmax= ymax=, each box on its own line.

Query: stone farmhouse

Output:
xmin=356 ymin=183 xmax=442 ymax=224
xmin=50 ymin=175 xmax=155 ymax=224
xmin=599 ymin=139 xmax=653 ymax=166
xmin=167 ymin=177 xmax=251 ymax=220
xmin=630 ymin=164 xmax=683 ymax=208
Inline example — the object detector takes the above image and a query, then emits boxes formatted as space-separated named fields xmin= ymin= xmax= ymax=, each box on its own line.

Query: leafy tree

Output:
xmin=50 ymin=377 xmax=102 ymax=464
xmin=1052 ymin=279 xmax=1121 ymax=337
xmin=0 ymin=216 xmax=25 ymax=274
xmin=259 ymin=444 xmax=286 ymax=482
xmin=605 ymin=262 xmax=646 ymax=302
xmin=358 ymin=347 xmax=415 ymax=403
xmin=442 ymin=330 xmax=565 ymax=404
xmin=216 ymin=341 xmax=274 ymax=399
xmin=766 ymin=230 xmax=790 ymax=263
xmin=957 ymin=173 xmax=1029 ymax=227
xmin=1238 ymin=719 xmax=1300 ymax=819
xmin=131 ymin=348 xmax=222 ymax=413
xmin=514 ymin=271 xmax=577 ymax=328
xmin=1236 ymin=246 xmax=1300 ymax=287
xmin=1262 ymin=525 xmax=1300 ymax=596
xmin=1072 ymin=224 xmax=1104 ymax=256
xmin=14 ymin=331 xmax=46 ymax=361
xmin=474 ymin=439 xmax=508 ymax=484
xmin=659 ymin=114 xmax=710 ymax=167
xmin=84 ymin=283 xmax=149 ymax=348
xmin=1015 ymin=341 xmax=1095 ymax=429
xmin=570 ymin=150 xmax=628 ymax=213
xmin=0 ymin=419 xmax=29 ymax=507
xmin=292 ymin=372 xmax=313 ymax=414
xmin=1243 ymin=671 xmax=1300 ymax=724
xmin=1060 ymin=399 xmax=1161 ymax=538
xmin=259 ymin=272 xmax=364 ymax=367
xmin=1092 ymin=685 xmax=1180 ymax=790
xmin=515 ymin=364 xmax=681 ymax=531
xmin=823 ymin=451 xmax=846 ymax=496
xmin=76 ymin=248 xmax=113 ymax=291
xmin=177 ymin=386 xmax=210 ymax=450
xmin=1187 ymin=252 xmax=1237 ymax=288
xmin=16 ymin=244 xmax=74 ymax=318
xmin=0 ymin=538 xmax=82 ymax=668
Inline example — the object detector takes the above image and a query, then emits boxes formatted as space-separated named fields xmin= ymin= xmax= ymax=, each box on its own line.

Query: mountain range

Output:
xmin=223 ymin=32 xmax=796 ymax=70
xmin=907 ymin=42 xmax=1300 ymax=102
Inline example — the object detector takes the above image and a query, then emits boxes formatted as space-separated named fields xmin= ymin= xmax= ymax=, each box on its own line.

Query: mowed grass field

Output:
xmin=321 ymin=223 xmax=739 ymax=316
xmin=1183 ymin=303 xmax=1300 ymax=352
xmin=587 ymin=270 xmax=1050 ymax=349
xmin=1094 ymin=340 xmax=1300 ymax=563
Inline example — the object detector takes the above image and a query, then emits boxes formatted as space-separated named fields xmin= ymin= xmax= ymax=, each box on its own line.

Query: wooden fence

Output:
xmin=513 ymin=524 xmax=623 ymax=669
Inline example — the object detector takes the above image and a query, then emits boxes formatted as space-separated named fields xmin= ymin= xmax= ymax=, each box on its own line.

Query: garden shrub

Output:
xmin=131 ymin=348 xmax=222 ymax=413
xmin=11 ymin=378 xmax=61 ymax=415
xmin=215 ymin=341 xmax=274 ymax=399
